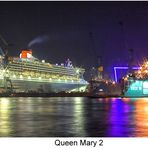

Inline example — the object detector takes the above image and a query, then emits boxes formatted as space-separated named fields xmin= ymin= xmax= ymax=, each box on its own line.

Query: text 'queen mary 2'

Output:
xmin=0 ymin=49 xmax=88 ymax=93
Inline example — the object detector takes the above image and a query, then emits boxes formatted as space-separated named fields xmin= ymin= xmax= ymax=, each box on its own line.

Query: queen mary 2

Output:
xmin=0 ymin=49 xmax=88 ymax=93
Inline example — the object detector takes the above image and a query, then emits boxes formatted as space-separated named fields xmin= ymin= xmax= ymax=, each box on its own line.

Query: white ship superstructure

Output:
xmin=0 ymin=49 xmax=88 ymax=93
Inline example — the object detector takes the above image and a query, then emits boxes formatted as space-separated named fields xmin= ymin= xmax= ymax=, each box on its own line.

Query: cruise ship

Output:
xmin=0 ymin=49 xmax=88 ymax=93
xmin=122 ymin=61 xmax=148 ymax=97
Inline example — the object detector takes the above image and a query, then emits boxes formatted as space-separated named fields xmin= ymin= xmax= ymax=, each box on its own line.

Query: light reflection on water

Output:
xmin=0 ymin=97 xmax=148 ymax=137
xmin=0 ymin=98 xmax=11 ymax=136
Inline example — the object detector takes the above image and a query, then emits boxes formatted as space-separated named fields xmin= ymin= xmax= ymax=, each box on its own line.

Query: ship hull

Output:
xmin=123 ymin=79 xmax=148 ymax=97
xmin=0 ymin=78 xmax=87 ymax=93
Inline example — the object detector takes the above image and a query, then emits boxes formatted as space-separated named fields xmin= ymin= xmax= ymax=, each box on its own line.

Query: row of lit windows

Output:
xmin=8 ymin=71 xmax=79 ymax=82
xmin=8 ymin=63 xmax=77 ymax=76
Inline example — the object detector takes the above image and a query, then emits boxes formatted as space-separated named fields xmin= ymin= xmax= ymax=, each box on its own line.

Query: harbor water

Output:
xmin=0 ymin=97 xmax=148 ymax=137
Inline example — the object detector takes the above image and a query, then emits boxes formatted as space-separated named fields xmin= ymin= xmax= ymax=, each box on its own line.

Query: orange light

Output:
xmin=105 ymin=81 xmax=108 ymax=84
xmin=20 ymin=50 xmax=32 ymax=58
xmin=124 ymin=77 xmax=127 ymax=81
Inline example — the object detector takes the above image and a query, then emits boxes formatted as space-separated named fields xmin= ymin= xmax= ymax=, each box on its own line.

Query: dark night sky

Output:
xmin=0 ymin=1 xmax=148 ymax=79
